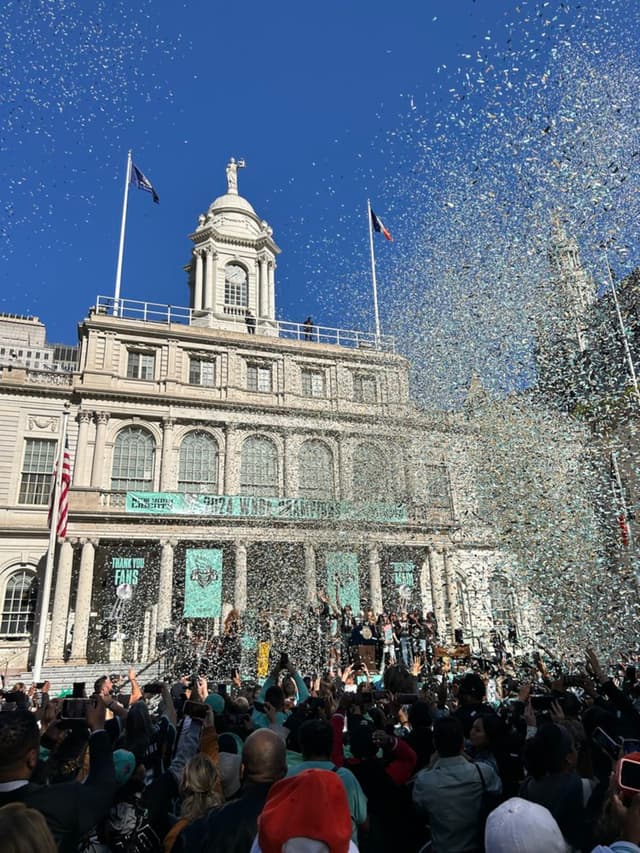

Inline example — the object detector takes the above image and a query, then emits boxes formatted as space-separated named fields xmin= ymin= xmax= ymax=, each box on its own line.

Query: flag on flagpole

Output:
xmin=48 ymin=438 xmax=72 ymax=539
xmin=130 ymin=163 xmax=160 ymax=203
xmin=370 ymin=207 xmax=393 ymax=241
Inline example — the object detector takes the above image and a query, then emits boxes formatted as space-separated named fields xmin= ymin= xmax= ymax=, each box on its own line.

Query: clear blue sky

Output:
xmin=2 ymin=0 xmax=638 ymax=405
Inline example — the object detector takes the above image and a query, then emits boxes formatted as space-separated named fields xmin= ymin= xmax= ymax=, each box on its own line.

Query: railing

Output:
xmin=93 ymin=296 xmax=395 ymax=353
xmin=25 ymin=369 xmax=73 ymax=386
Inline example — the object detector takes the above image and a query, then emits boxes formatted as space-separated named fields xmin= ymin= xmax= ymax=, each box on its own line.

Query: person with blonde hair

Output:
xmin=0 ymin=802 xmax=57 ymax=853
xmin=163 ymin=753 xmax=222 ymax=852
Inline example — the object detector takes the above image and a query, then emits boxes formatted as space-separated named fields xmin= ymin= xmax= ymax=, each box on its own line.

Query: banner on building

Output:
xmin=326 ymin=552 xmax=360 ymax=614
xmin=391 ymin=560 xmax=415 ymax=606
xmin=183 ymin=548 xmax=223 ymax=618
xmin=126 ymin=492 xmax=408 ymax=524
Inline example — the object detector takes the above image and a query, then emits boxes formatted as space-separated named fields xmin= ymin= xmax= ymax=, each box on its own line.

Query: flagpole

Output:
xmin=113 ymin=150 xmax=132 ymax=317
xmin=367 ymin=199 xmax=382 ymax=345
xmin=33 ymin=405 xmax=70 ymax=683
xmin=603 ymin=250 xmax=640 ymax=407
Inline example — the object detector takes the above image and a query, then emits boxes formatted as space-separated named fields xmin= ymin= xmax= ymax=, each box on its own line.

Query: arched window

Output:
xmin=224 ymin=264 xmax=248 ymax=307
xmin=179 ymin=431 xmax=218 ymax=493
xmin=298 ymin=440 xmax=334 ymax=500
xmin=489 ymin=575 xmax=516 ymax=633
xmin=240 ymin=436 xmax=278 ymax=497
xmin=111 ymin=427 xmax=155 ymax=491
xmin=352 ymin=443 xmax=389 ymax=502
xmin=1 ymin=568 xmax=38 ymax=636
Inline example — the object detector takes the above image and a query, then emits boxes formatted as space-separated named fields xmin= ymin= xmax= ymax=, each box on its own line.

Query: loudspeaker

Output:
xmin=507 ymin=624 xmax=517 ymax=644
xmin=454 ymin=629 xmax=464 ymax=644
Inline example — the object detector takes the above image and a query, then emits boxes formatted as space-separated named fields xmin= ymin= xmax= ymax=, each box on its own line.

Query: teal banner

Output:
xmin=126 ymin=492 xmax=408 ymax=524
xmin=183 ymin=548 xmax=223 ymax=618
xmin=391 ymin=561 xmax=415 ymax=588
xmin=326 ymin=551 xmax=360 ymax=614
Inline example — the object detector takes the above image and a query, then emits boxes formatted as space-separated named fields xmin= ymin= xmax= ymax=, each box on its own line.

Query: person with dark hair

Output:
xmin=346 ymin=721 xmax=417 ymax=850
xmin=176 ymin=728 xmax=286 ymax=853
xmin=413 ymin=716 xmax=501 ymax=853
xmin=454 ymin=672 xmax=497 ymax=737
xmin=286 ymin=719 xmax=367 ymax=844
xmin=519 ymin=723 xmax=586 ymax=850
xmin=0 ymin=703 xmax=116 ymax=853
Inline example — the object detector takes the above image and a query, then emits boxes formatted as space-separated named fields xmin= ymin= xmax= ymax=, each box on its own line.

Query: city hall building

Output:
xmin=0 ymin=163 xmax=535 ymax=670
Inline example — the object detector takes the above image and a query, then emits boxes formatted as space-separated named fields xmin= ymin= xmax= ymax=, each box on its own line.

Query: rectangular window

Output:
xmin=417 ymin=463 xmax=452 ymax=509
xmin=353 ymin=373 xmax=377 ymax=404
xmin=126 ymin=351 xmax=155 ymax=380
xmin=18 ymin=439 xmax=57 ymax=504
xmin=189 ymin=357 xmax=215 ymax=387
xmin=247 ymin=363 xmax=272 ymax=392
xmin=301 ymin=369 xmax=325 ymax=398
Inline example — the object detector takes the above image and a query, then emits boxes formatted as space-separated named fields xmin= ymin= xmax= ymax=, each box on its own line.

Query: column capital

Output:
xmin=95 ymin=411 xmax=110 ymax=425
xmin=162 ymin=417 xmax=176 ymax=430
xmin=78 ymin=410 xmax=93 ymax=425
xmin=160 ymin=538 xmax=178 ymax=549
xmin=234 ymin=539 xmax=248 ymax=550
xmin=80 ymin=537 xmax=99 ymax=547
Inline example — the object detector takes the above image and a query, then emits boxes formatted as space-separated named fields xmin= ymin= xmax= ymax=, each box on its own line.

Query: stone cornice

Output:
xmin=189 ymin=228 xmax=281 ymax=255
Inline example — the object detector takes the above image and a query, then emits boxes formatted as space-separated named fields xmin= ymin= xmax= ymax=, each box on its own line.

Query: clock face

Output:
xmin=226 ymin=264 xmax=247 ymax=285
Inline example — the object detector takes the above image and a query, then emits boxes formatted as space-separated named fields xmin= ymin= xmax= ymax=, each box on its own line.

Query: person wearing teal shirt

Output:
xmin=286 ymin=718 xmax=368 ymax=844
xmin=251 ymin=653 xmax=309 ymax=730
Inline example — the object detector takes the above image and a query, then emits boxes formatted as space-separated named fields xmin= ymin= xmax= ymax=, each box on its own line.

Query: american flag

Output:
xmin=48 ymin=438 xmax=72 ymax=539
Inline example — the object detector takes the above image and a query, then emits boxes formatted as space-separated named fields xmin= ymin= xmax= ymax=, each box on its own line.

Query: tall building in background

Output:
xmin=0 ymin=162 xmax=535 ymax=674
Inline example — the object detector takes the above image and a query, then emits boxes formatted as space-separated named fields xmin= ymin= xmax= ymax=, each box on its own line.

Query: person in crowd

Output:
xmin=250 ymin=768 xmax=357 ymax=852
xmin=346 ymin=721 xmax=417 ymax=851
xmin=413 ymin=716 xmax=502 ymax=853
xmin=0 ymin=802 xmax=58 ymax=853
xmin=287 ymin=718 xmax=368 ymax=844
xmin=0 ymin=701 xmax=116 ymax=852
xmin=454 ymin=671 xmax=498 ymax=736
xmin=519 ymin=721 xmax=587 ymax=850
xmin=176 ymin=728 xmax=286 ymax=853
xmin=484 ymin=797 xmax=568 ymax=853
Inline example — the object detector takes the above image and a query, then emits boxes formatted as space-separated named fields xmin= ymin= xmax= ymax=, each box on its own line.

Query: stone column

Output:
xmin=70 ymin=539 xmax=97 ymax=662
xmin=47 ymin=540 xmax=75 ymax=661
xmin=204 ymin=249 xmax=215 ymax=310
xmin=193 ymin=250 xmax=203 ymax=310
xmin=428 ymin=547 xmax=448 ymax=640
xmin=160 ymin=418 xmax=175 ymax=491
xmin=418 ymin=550 xmax=433 ymax=616
xmin=158 ymin=540 xmax=175 ymax=632
xmin=337 ymin=436 xmax=350 ymax=500
xmin=268 ymin=262 xmax=275 ymax=318
xmin=74 ymin=412 xmax=92 ymax=487
xmin=210 ymin=252 xmax=218 ymax=310
xmin=234 ymin=541 xmax=247 ymax=613
xmin=304 ymin=543 xmax=317 ymax=604
xmin=368 ymin=546 xmax=383 ymax=614
xmin=283 ymin=431 xmax=295 ymax=497
xmin=90 ymin=413 xmax=110 ymax=488
xmin=224 ymin=425 xmax=238 ymax=494
xmin=258 ymin=257 xmax=268 ymax=317
xmin=442 ymin=548 xmax=462 ymax=641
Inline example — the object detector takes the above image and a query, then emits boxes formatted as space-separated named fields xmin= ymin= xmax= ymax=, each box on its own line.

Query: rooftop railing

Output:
xmin=93 ymin=296 xmax=395 ymax=353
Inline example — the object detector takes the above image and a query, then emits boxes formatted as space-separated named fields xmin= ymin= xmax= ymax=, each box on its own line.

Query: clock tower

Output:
xmin=186 ymin=159 xmax=281 ymax=335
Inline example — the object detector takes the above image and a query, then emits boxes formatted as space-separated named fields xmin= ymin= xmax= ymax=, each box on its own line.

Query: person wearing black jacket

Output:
xmin=0 ymin=700 xmax=116 ymax=853
xmin=174 ymin=727 xmax=286 ymax=853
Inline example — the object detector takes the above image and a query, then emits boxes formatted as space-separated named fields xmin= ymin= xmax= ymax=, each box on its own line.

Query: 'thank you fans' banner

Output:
xmin=183 ymin=548 xmax=223 ymax=618
xmin=326 ymin=552 xmax=360 ymax=614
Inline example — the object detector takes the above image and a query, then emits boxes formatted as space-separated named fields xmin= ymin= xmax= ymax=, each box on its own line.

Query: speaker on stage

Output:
xmin=454 ymin=629 xmax=464 ymax=645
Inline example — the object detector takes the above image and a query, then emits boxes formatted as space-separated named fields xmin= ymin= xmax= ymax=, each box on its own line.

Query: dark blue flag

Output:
xmin=130 ymin=163 xmax=159 ymax=203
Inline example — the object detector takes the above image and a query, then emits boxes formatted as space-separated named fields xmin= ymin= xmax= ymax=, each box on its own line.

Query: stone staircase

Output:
xmin=18 ymin=660 xmax=165 ymax=697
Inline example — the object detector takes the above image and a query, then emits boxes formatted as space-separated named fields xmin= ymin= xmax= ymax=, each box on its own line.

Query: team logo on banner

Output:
xmin=184 ymin=549 xmax=223 ymax=618
xmin=326 ymin=552 xmax=360 ymax=614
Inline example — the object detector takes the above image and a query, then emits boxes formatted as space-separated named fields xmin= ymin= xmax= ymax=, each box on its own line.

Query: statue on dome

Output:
xmin=226 ymin=157 xmax=246 ymax=194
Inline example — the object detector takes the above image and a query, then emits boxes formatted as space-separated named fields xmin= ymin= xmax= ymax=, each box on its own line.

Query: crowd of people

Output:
xmin=2 ymin=638 xmax=640 ymax=852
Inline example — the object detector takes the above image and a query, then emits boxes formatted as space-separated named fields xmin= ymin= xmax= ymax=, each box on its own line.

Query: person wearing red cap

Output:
xmin=249 ymin=768 xmax=359 ymax=853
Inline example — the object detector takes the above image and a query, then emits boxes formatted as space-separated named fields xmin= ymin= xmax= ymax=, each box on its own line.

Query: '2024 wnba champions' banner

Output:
xmin=126 ymin=492 xmax=408 ymax=524
xmin=183 ymin=548 xmax=223 ymax=618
